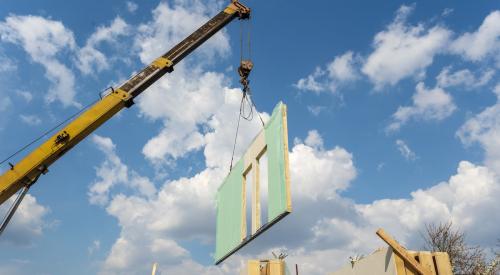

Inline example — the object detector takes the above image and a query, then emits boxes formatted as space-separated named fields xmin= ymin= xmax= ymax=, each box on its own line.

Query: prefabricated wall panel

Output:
xmin=215 ymin=102 xmax=291 ymax=264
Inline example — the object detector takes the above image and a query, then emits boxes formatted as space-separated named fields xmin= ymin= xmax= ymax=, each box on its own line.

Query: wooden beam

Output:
xmin=376 ymin=228 xmax=431 ymax=275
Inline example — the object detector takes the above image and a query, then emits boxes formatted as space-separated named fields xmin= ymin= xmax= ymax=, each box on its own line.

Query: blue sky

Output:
xmin=0 ymin=0 xmax=499 ymax=274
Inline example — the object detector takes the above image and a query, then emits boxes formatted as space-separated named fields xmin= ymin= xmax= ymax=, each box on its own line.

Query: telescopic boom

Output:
xmin=0 ymin=1 xmax=250 ymax=205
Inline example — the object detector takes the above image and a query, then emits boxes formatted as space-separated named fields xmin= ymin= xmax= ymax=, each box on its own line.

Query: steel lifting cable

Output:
xmin=0 ymin=88 xmax=115 ymax=168
xmin=229 ymin=18 xmax=265 ymax=171
xmin=0 ymin=90 xmax=109 ymax=237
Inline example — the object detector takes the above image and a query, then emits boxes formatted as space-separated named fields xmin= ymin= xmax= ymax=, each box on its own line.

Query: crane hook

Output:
xmin=238 ymin=59 xmax=253 ymax=94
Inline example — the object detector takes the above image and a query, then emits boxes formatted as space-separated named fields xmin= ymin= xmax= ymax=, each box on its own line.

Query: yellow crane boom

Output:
xmin=0 ymin=1 xmax=250 ymax=208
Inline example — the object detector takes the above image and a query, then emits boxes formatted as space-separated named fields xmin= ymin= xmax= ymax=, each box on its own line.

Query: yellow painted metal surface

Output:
xmin=0 ymin=89 xmax=130 ymax=204
xmin=152 ymin=57 xmax=173 ymax=69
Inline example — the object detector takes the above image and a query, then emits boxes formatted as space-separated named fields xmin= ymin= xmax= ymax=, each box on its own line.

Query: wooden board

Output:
xmin=376 ymin=228 xmax=431 ymax=275
xmin=418 ymin=252 xmax=437 ymax=275
xmin=433 ymin=252 xmax=453 ymax=275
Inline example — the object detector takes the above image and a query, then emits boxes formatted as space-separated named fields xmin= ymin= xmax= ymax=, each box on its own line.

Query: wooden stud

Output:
xmin=268 ymin=259 xmax=285 ymax=275
xmin=418 ymin=252 xmax=437 ymax=275
xmin=247 ymin=260 xmax=261 ymax=275
xmin=282 ymin=105 xmax=292 ymax=212
xmin=252 ymin=159 xmax=260 ymax=234
xmin=376 ymin=228 xmax=431 ymax=275
xmin=394 ymin=253 xmax=407 ymax=275
xmin=433 ymin=252 xmax=453 ymax=275
xmin=242 ymin=168 xmax=249 ymax=240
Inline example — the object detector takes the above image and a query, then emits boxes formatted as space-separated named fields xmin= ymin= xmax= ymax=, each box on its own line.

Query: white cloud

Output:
xmin=442 ymin=8 xmax=454 ymax=17
xmin=294 ymin=67 xmax=326 ymax=93
xmin=358 ymin=161 xmax=500 ymax=247
xmin=457 ymin=84 xmax=500 ymax=174
xmin=15 ymin=91 xmax=33 ymax=103
xmin=0 ymin=97 xmax=12 ymax=111
xmin=130 ymin=0 xmax=234 ymax=168
xmin=290 ymin=139 xmax=356 ymax=200
xmin=88 ymin=240 xmax=101 ymax=255
xmin=92 ymin=128 xmax=357 ymax=274
xmin=89 ymin=135 xmax=156 ymax=206
xmin=388 ymin=82 xmax=456 ymax=132
xmin=0 ymin=15 xmax=79 ymax=107
xmin=0 ymin=54 xmax=16 ymax=72
xmin=304 ymin=130 xmax=324 ymax=149
xmin=126 ymin=1 xmax=138 ymax=13
xmin=362 ymin=5 xmax=452 ymax=89
xmin=495 ymin=83 xmax=500 ymax=97
xmin=134 ymin=1 xmax=229 ymax=65
xmin=327 ymin=51 xmax=358 ymax=82
xmin=294 ymin=51 xmax=359 ymax=93
xmin=76 ymin=17 xmax=129 ymax=75
xmin=19 ymin=114 xmax=41 ymax=125
xmin=307 ymin=105 xmax=327 ymax=116
xmin=395 ymin=139 xmax=417 ymax=161
xmin=91 ymin=119 xmax=500 ymax=274
xmin=139 ymin=69 xmax=231 ymax=163
xmin=450 ymin=11 xmax=500 ymax=64
xmin=436 ymin=66 xmax=495 ymax=89
xmin=0 ymin=194 xmax=49 ymax=246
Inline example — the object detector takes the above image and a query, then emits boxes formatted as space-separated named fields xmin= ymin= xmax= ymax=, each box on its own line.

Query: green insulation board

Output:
xmin=215 ymin=102 xmax=291 ymax=264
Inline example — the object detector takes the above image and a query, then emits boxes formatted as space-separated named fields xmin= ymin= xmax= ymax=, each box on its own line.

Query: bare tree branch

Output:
xmin=422 ymin=221 xmax=498 ymax=275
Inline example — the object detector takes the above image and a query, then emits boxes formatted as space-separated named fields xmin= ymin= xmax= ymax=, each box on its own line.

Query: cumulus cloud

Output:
xmin=91 ymin=118 xmax=500 ymax=275
xmin=139 ymin=68 xmax=230 ymax=163
xmin=450 ymin=10 xmax=500 ymax=65
xmin=436 ymin=66 xmax=495 ymax=89
xmin=387 ymin=82 xmax=456 ymax=132
xmin=290 ymin=134 xmax=356 ymax=200
xmin=457 ymin=84 xmax=500 ymax=174
xmin=294 ymin=51 xmax=359 ymax=93
xmin=0 ymin=15 xmax=79 ymax=107
xmin=0 ymin=194 xmax=49 ymax=246
xmin=130 ymin=0 xmax=233 ymax=168
xmin=357 ymin=161 xmax=500 ymax=248
xmin=294 ymin=67 xmax=326 ymax=93
xmin=92 ymin=128 xmax=357 ymax=274
xmin=362 ymin=5 xmax=452 ymax=89
xmin=75 ymin=17 xmax=129 ymax=75
xmin=89 ymin=135 xmax=156 ymax=206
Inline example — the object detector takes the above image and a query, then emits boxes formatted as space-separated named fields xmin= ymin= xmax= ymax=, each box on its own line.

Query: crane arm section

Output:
xmin=0 ymin=1 xmax=250 ymax=205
